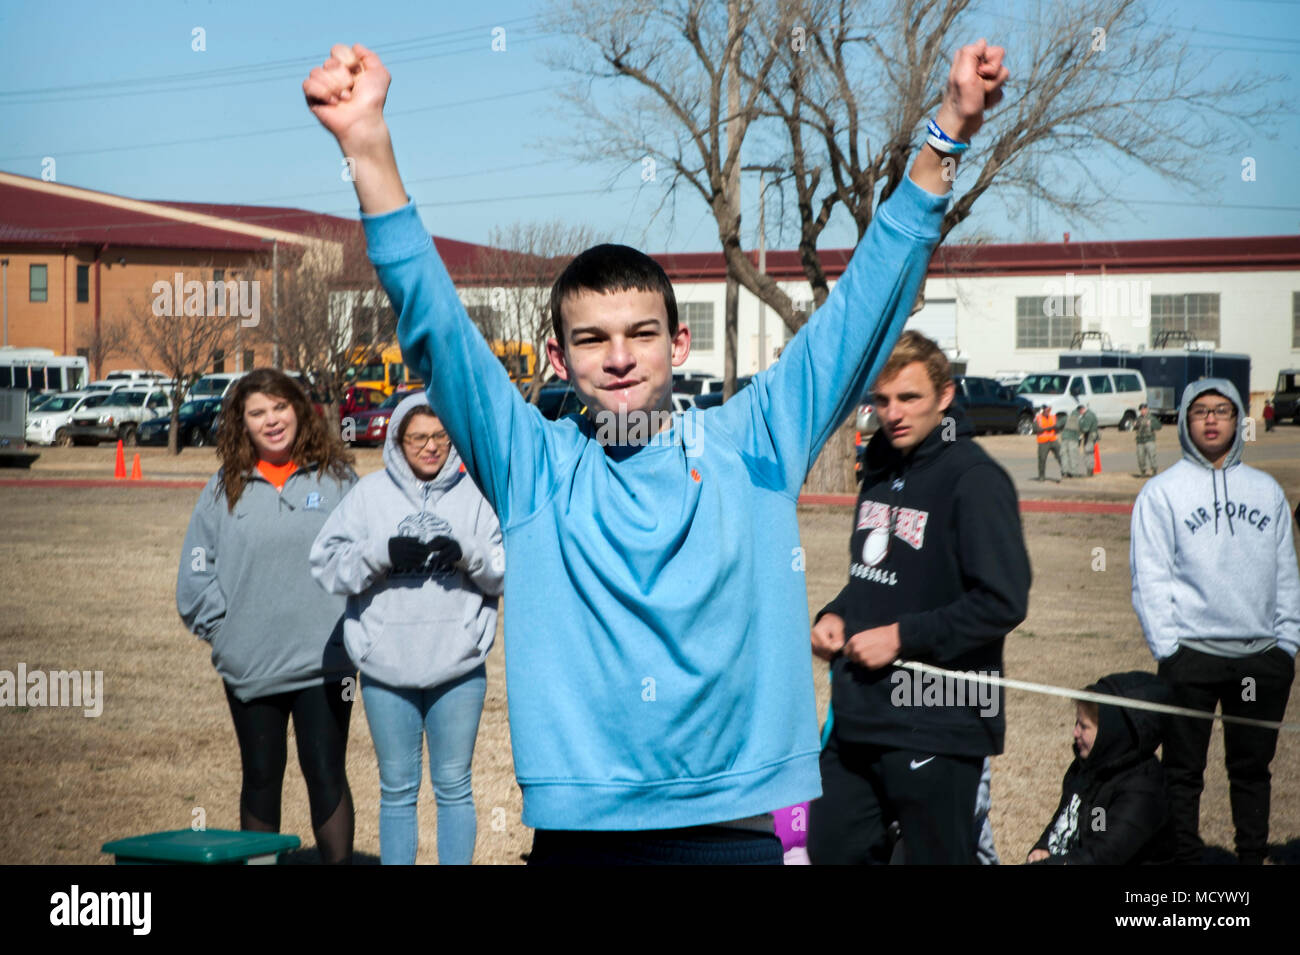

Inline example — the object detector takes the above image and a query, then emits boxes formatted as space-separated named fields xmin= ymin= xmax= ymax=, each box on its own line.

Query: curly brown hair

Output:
xmin=214 ymin=368 xmax=356 ymax=510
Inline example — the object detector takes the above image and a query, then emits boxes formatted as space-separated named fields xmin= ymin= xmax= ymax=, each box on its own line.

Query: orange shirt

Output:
xmin=256 ymin=459 xmax=298 ymax=491
xmin=1035 ymin=412 xmax=1058 ymax=444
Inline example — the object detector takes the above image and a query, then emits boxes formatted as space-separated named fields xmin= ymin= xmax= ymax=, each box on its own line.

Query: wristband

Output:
xmin=925 ymin=117 xmax=970 ymax=155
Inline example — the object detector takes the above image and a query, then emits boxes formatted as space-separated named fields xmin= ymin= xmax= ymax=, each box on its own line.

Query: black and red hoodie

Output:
xmin=820 ymin=403 xmax=1032 ymax=757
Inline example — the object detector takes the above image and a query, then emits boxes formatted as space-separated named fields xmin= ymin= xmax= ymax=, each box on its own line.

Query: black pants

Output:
xmin=808 ymin=730 xmax=983 ymax=864
xmin=1157 ymin=646 xmax=1294 ymax=864
xmin=224 ymin=679 xmax=353 ymax=831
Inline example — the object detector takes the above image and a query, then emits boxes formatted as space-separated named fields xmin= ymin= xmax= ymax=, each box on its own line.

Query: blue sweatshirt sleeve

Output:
xmin=1130 ymin=485 xmax=1180 ymax=660
xmin=361 ymin=203 xmax=561 ymax=527
xmin=1273 ymin=488 xmax=1300 ymax=657
xmin=710 ymin=176 xmax=949 ymax=495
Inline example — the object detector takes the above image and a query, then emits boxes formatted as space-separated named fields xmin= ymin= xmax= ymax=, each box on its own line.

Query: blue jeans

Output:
xmin=361 ymin=666 xmax=486 ymax=865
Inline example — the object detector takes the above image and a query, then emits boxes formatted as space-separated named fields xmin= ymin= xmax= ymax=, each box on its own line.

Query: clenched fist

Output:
xmin=303 ymin=43 xmax=391 ymax=151
xmin=935 ymin=38 xmax=1009 ymax=142
xmin=811 ymin=613 xmax=847 ymax=662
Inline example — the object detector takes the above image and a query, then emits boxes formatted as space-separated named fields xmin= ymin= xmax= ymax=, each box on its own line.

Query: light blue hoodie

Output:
xmin=362 ymin=175 xmax=949 ymax=830
xmin=1130 ymin=378 xmax=1300 ymax=660
xmin=309 ymin=393 xmax=504 ymax=689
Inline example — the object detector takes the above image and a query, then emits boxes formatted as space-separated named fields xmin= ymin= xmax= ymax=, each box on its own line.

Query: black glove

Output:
xmin=425 ymin=535 xmax=463 ymax=573
xmin=388 ymin=536 xmax=436 ymax=574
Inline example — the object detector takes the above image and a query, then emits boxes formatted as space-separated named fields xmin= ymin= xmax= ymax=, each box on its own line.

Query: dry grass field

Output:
xmin=1 ymin=427 xmax=1297 ymax=864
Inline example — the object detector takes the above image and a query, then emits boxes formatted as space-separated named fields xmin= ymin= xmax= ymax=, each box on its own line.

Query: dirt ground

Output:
xmin=1 ymin=426 xmax=1297 ymax=865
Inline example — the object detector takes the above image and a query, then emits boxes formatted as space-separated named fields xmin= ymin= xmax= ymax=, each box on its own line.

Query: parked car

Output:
xmin=692 ymin=377 xmax=752 ymax=410
xmin=672 ymin=372 xmax=723 ymax=396
xmin=1015 ymin=368 xmax=1148 ymax=430
xmin=1272 ymin=369 xmax=1299 ymax=425
xmin=64 ymin=387 xmax=171 ymax=445
xmin=952 ymin=375 xmax=1035 ymax=435
xmin=25 ymin=391 xmax=111 ymax=446
xmin=28 ymin=391 xmax=58 ymax=413
xmin=188 ymin=372 xmax=247 ymax=400
xmin=534 ymin=380 xmax=586 ymax=421
xmin=137 ymin=397 xmax=223 ymax=447
xmin=337 ymin=384 xmax=388 ymax=424
xmin=349 ymin=385 xmax=423 ymax=446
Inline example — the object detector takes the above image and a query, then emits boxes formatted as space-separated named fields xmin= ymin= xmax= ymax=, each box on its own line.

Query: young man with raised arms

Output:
xmin=303 ymin=39 xmax=1008 ymax=864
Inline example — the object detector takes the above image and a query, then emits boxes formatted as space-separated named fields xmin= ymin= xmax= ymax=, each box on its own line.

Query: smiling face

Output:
xmin=545 ymin=288 xmax=691 ymax=425
xmin=243 ymin=391 xmax=298 ymax=465
xmin=401 ymin=411 xmax=450 ymax=481
xmin=872 ymin=361 xmax=955 ymax=454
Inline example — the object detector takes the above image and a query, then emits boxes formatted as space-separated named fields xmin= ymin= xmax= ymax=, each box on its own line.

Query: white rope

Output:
xmin=896 ymin=660 xmax=1300 ymax=733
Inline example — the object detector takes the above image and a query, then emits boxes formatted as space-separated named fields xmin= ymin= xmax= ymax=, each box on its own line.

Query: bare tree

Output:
xmin=77 ymin=314 xmax=133 ymax=381
xmin=130 ymin=279 xmax=236 ymax=455
xmin=465 ymin=221 xmax=604 ymax=404
xmin=548 ymin=0 xmax=1281 ymax=332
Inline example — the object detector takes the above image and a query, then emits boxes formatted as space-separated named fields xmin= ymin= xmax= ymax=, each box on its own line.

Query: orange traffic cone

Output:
xmin=1093 ymin=441 xmax=1102 ymax=475
xmin=129 ymin=454 xmax=143 ymax=480
xmin=114 ymin=440 xmax=126 ymax=479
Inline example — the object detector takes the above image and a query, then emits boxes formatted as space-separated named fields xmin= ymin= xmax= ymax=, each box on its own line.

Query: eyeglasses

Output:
xmin=403 ymin=430 xmax=449 ymax=449
xmin=1188 ymin=404 xmax=1236 ymax=422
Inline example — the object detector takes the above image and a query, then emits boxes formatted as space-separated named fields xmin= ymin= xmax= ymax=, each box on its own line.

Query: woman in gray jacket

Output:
xmin=177 ymin=369 xmax=359 ymax=864
xmin=311 ymin=393 xmax=504 ymax=865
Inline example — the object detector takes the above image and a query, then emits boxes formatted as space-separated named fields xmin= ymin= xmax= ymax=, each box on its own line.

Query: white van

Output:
xmin=1016 ymin=368 xmax=1149 ymax=430
xmin=189 ymin=372 xmax=247 ymax=400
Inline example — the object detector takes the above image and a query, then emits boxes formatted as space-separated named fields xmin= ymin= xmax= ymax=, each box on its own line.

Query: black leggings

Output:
xmin=224 ymin=680 xmax=353 ymax=834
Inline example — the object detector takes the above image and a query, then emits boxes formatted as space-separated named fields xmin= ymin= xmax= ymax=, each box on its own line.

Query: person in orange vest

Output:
xmin=1033 ymin=404 xmax=1063 ymax=482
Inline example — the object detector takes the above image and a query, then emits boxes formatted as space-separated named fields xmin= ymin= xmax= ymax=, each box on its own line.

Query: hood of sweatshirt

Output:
xmin=1178 ymin=377 xmax=1245 ymax=469
xmin=382 ymin=392 xmax=466 ymax=509
xmin=1176 ymin=378 xmax=1247 ymax=537
xmin=1077 ymin=671 xmax=1169 ymax=775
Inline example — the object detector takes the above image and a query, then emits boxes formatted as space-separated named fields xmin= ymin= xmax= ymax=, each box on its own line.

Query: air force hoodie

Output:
xmin=1129 ymin=378 xmax=1300 ymax=661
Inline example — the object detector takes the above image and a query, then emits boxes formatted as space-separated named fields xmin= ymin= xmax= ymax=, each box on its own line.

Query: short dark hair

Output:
xmin=548 ymin=244 xmax=678 ymax=344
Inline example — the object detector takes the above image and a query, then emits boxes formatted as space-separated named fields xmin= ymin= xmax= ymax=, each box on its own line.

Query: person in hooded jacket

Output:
xmin=1028 ymin=671 xmax=1175 ymax=865
xmin=311 ymin=394 xmax=504 ymax=865
xmin=1130 ymin=379 xmax=1299 ymax=865
xmin=808 ymin=331 xmax=1031 ymax=865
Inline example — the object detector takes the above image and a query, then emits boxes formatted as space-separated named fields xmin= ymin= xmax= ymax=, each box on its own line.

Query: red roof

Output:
xmin=656 ymin=234 xmax=1300 ymax=283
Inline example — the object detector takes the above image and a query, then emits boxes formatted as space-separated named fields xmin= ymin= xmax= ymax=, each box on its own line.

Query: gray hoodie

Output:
xmin=176 ymin=463 xmax=358 ymax=701
xmin=310 ymin=393 xmax=504 ymax=689
xmin=1129 ymin=378 xmax=1300 ymax=660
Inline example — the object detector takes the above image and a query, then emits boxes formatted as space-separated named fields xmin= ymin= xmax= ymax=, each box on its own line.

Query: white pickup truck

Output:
xmin=64 ymin=387 xmax=172 ymax=446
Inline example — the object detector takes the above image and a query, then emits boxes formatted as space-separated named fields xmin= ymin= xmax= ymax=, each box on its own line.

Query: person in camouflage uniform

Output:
xmin=1134 ymin=401 xmax=1161 ymax=476
xmin=1059 ymin=405 xmax=1084 ymax=477
xmin=1079 ymin=402 xmax=1100 ymax=476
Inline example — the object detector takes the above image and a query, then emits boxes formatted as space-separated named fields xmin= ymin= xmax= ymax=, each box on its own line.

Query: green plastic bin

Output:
xmin=102 ymin=829 xmax=300 ymax=865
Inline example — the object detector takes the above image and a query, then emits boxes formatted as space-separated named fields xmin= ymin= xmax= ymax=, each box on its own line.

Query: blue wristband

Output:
xmin=926 ymin=118 xmax=970 ymax=155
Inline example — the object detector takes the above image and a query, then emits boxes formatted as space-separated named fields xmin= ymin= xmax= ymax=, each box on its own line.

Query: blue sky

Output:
xmin=2 ymin=0 xmax=1298 ymax=255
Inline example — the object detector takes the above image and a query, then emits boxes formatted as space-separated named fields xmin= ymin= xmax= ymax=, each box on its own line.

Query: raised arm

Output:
xmin=304 ymin=45 xmax=559 ymax=525
xmin=712 ymin=40 xmax=1008 ymax=492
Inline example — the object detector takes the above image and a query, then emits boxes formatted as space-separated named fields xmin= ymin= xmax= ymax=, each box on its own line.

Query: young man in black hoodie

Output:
xmin=808 ymin=331 xmax=1031 ymax=864
xmin=1028 ymin=671 xmax=1175 ymax=865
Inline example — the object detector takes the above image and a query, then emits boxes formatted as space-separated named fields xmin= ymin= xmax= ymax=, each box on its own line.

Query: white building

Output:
xmin=657 ymin=235 xmax=1300 ymax=400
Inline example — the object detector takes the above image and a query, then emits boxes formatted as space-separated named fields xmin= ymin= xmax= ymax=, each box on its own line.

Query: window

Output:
xmin=789 ymin=300 xmax=812 ymax=343
xmin=1151 ymin=293 xmax=1220 ymax=346
xmin=243 ymin=349 xmax=254 ymax=371
xmin=30 ymin=264 xmax=48 ymax=302
xmin=1088 ymin=374 xmax=1114 ymax=394
xmin=1067 ymin=377 xmax=1084 ymax=399
xmin=76 ymin=265 xmax=90 ymax=303
xmin=682 ymin=302 xmax=714 ymax=352
xmin=148 ymin=393 xmax=169 ymax=409
xmin=213 ymin=349 xmax=225 ymax=373
xmin=1115 ymin=373 xmax=1143 ymax=393
xmin=1015 ymin=296 xmax=1080 ymax=349
xmin=1293 ymin=292 xmax=1299 ymax=349
xmin=213 ymin=269 xmax=224 ymax=282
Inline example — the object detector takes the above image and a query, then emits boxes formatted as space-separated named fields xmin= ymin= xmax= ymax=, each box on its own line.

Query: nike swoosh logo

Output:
xmin=909 ymin=757 xmax=936 ymax=770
